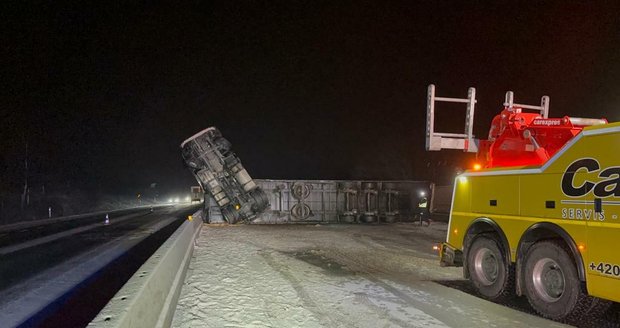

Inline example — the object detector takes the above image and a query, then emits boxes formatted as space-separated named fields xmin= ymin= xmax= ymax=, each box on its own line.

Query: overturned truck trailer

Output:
xmin=181 ymin=127 xmax=269 ymax=223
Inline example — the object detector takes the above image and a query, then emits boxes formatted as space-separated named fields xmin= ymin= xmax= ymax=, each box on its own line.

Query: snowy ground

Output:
xmin=172 ymin=223 xmax=570 ymax=328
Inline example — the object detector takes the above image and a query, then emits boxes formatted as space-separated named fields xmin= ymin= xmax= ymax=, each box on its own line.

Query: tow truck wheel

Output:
xmin=467 ymin=234 xmax=513 ymax=301
xmin=523 ymin=240 xmax=588 ymax=320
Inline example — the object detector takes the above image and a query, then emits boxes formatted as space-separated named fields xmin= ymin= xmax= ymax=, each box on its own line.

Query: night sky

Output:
xmin=2 ymin=1 xmax=620 ymax=198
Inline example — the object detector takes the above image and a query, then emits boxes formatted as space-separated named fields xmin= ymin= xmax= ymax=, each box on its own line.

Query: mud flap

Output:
xmin=440 ymin=242 xmax=463 ymax=267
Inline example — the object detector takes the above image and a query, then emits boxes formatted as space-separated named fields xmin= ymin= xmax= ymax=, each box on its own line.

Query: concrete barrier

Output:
xmin=89 ymin=210 xmax=203 ymax=328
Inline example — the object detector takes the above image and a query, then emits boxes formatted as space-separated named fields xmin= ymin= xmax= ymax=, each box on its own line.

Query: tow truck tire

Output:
xmin=523 ymin=240 xmax=590 ymax=320
xmin=467 ymin=234 xmax=514 ymax=301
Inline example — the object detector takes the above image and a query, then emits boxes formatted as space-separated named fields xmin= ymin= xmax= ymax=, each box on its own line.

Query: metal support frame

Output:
xmin=426 ymin=84 xmax=479 ymax=152
xmin=503 ymin=91 xmax=550 ymax=118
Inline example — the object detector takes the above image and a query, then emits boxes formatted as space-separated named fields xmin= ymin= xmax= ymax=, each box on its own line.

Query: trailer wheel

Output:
xmin=523 ymin=240 xmax=588 ymax=320
xmin=221 ymin=206 xmax=240 ymax=224
xmin=467 ymin=234 xmax=513 ymax=301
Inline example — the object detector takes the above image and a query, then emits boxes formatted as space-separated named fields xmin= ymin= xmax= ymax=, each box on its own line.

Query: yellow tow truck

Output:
xmin=426 ymin=84 xmax=619 ymax=320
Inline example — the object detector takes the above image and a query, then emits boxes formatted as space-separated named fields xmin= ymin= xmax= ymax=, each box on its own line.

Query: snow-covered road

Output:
xmin=172 ymin=223 xmax=572 ymax=328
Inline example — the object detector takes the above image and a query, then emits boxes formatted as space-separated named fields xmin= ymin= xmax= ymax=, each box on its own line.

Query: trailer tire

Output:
xmin=467 ymin=234 xmax=514 ymax=301
xmin=523 ymin=240 xmax=591 ymax=321
xmin=221 ymin=206 xmax=240 ymax=224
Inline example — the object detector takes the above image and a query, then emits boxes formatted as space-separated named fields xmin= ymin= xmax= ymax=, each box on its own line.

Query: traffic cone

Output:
xmin=104 ymin=214 xmax=110 ymax=225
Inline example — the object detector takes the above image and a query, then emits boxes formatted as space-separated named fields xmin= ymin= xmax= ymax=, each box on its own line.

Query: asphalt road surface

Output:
xmin=0 ymin=204 xmax=199 ymax=327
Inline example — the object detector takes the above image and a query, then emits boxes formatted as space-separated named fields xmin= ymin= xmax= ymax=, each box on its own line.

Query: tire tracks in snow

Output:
xmin=258 ymin=250 xmax=354 ymax=328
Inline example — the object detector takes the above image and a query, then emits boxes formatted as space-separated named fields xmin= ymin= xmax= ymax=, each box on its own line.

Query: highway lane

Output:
xmin=0 ymin=204 xmax=200 ymax=328
xmin=0 ymin=206 xmax=168 ymax=249
xmin=0 ymin=208 xmax=157 ymax=291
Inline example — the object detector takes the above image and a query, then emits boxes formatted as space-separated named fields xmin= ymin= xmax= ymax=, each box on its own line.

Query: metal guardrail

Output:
xmin=90 ymin=211 xmax=203 ymax=328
